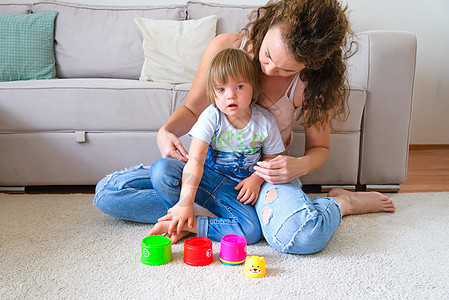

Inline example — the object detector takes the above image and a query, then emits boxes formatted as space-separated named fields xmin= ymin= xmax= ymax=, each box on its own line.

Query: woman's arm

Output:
xmin=253 ymin=121 xmax=331 ymax=184
xmin=302 ymin=121 xmax=331 ymax=174
xmin=157 ymin=33 xmax=243 ymax=161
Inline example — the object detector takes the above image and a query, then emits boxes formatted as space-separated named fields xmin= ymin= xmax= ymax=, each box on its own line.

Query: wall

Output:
xmin=341 ymin=0 xmax=449 ymax=145
xmin=2 ymin=0 xmax=448 ymax=144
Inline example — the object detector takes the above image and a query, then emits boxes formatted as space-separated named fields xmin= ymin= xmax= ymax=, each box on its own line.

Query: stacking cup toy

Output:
xmin=219 ymin=234 xmax=247 ymax=265
xmin=141 ymin=235 xmax=173 ymax=266
xmin=183 ymin=236 xmax=213 ymax=266
xmin=244 ymin=256 xmax=267 ymax=278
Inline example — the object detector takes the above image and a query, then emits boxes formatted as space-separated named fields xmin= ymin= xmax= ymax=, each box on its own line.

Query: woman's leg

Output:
xmin=150 ymin=158 xmax=261 ymax=244
xmin=93 ymin=164 xmax=167 ymax=223
xmin=254 ymin=179 xmax=341 ymax=254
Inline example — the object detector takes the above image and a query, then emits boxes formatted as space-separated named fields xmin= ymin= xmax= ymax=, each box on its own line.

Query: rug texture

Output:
xmin=1 ymin=192 xmax=448 ymax=299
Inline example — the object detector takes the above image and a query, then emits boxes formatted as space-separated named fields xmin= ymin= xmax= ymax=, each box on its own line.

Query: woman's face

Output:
xmin=259 ymin=26 xmax=305 ymax=77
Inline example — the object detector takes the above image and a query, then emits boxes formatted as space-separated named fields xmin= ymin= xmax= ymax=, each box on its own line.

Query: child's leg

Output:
xmin=254 ymin=179 xmax=342 ymax=254
xmin=93 ymin=164 xmax=167 ymax=223
xmin=195 ymin=167 xmax=261 ymax=244
xmin=150 ymin=158 xmax=261 ymax=244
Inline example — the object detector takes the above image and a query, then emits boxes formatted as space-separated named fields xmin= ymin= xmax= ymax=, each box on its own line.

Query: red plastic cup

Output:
xmin=183 ymin=237 xmax=213 ymax=266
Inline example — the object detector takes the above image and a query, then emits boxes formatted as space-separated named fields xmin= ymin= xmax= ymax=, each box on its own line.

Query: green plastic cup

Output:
xmin=141 ymin=235 xmax=172 ymax=266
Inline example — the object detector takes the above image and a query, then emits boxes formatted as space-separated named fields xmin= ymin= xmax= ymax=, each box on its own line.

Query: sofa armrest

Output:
xmin=348 ymin=31 xmax=417 ymax=185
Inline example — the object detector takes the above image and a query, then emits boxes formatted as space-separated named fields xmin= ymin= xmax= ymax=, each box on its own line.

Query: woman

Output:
xmin=94 ymin=0 xmax=395 ymax=254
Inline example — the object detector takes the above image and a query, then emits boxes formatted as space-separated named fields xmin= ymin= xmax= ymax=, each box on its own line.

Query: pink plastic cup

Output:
xmin=219 ymin=234 xmax=247 ymax=265
xmin=183 ymin=237 xmax=213 ymax=266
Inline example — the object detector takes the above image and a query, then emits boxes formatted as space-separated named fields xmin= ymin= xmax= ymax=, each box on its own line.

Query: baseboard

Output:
xmin=365 ymin=184 xmax=400 ymax=192
xmin=1 ymin=185 xmax=95 ymax=194
xmin=321 ymin=185 xmax=356 ymax=192
xmin=0 ymin=186 xmax=25 ymax=193
xmin=409 ymin=144 xmax=449 ymax=150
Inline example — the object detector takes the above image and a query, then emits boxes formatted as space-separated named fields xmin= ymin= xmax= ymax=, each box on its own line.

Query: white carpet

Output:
xmin=1 ymin=192 xmax=448 ymax=299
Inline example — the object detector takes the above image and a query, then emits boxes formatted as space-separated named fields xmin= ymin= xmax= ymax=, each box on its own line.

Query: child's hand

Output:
xmin=235 ymin=175 xmax=264 ymax=205
xmin=159 ymin=203 xmax=194 ymax=235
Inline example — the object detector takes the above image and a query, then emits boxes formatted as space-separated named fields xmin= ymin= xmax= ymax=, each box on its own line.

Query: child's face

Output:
xmin=214 ymin=76 xmax=253 ymax=118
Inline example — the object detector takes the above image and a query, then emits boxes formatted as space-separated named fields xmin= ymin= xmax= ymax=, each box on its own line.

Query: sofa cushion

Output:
xmin=0 ymin=11 xmax=58 ymax=82
xmin=0 ymin=79 xmax=174 ymax=132
xmin=32 ymin=2 xmax=187 ymax=80
xmin=135 ymin=15 xmax=217 ymax=84
xmin=0 ymin=3 xmax=31 ymax=14
xmin=186 ymin=1 xmax=259 ymax=34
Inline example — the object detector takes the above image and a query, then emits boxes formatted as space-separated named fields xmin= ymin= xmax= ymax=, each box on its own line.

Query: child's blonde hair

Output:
xmin=206 ymin=48 xmax=259 ymax=106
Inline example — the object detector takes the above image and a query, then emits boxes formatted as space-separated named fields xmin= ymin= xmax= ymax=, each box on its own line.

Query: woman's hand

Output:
xmin=253 ymin=155 xmax=309 ymax=184
xmin=157 ymin=128 xmax=189 ymax=162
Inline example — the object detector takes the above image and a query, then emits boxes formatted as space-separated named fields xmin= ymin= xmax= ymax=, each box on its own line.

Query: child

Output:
xmin=148 ymin=49 xmax=285 ymax=244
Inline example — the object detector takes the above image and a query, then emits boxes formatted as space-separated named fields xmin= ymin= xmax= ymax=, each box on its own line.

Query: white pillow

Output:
xmin=134 ymin=15 xmax=217 ymax=84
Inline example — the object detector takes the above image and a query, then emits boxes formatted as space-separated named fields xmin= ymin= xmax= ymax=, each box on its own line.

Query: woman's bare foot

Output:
xmin=328 ymin=188 xmax=396 ymax=217
xmin=148 ymin=220 xmax=196 ymax=244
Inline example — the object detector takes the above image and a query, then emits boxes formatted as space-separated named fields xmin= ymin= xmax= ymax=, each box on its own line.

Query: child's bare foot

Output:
xmin=328 ymin=188 xmax=396 ymax=217
xmin=148 ymin=220 xmax=196 ymax=244
xmin=165 ymin=231 xmax=193 ymax=244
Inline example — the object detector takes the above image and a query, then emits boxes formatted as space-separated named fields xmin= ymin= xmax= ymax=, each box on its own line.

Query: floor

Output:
xmin=399 ymin=149 xmax=449 ymax=193
xmin=18 ymin=149 xmax=449 ymax=194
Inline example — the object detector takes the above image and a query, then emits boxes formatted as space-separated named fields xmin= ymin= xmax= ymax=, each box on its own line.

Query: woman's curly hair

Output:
xmin=243 ymin=0 xmax=357 ymax=129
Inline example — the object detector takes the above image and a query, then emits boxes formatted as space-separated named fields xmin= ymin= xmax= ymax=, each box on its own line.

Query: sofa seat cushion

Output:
xmin=32 ymin=2 xmax=187 ymax=80
xmin=0 ymin=78 xmax=175 ymax=132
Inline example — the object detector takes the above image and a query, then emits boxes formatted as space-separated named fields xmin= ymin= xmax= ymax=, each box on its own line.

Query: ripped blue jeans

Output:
xmin=150 ymin=158 xmax=261 ymax=244
xmin=94 ymin=159 xmax=261 ymax=244
xmin=94 ymin=164 xmax=167 ymax=223
xmin=255 ymin=178 xmax=341 ymax=254
xmin=94 ymin=162 xmax=341 ymax=254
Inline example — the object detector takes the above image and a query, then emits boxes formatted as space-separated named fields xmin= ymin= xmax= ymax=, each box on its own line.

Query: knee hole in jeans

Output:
xmin=265 ymin=189 xmax=277 ymax=203
xmin=262 ymin=207 xmax=272 ymax=225
xmin=261 ymin=188 xmax=277 ymax=225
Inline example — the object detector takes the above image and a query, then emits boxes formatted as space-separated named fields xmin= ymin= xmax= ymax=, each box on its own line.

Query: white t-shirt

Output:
xmin=188 ymin=104 xmax=285 ymax=182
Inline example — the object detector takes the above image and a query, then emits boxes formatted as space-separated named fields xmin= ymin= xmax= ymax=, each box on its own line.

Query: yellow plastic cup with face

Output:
xmin=244 ymin=256 xmax=266 ymax=278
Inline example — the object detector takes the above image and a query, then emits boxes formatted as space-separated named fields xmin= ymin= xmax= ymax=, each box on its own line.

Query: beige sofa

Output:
xmin=0 ymin=1 xmax=417 ymax=191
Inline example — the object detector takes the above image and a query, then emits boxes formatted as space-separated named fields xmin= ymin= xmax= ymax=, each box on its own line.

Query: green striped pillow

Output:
xmin=0 ymin=11 xmax=58 ymax=82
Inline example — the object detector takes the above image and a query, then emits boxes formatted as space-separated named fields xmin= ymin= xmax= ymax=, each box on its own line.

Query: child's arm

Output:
xmin=235 ymin=153 xmax=279 ymax=205
xmin=165 ymin=137 xmax=209 ymax=234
